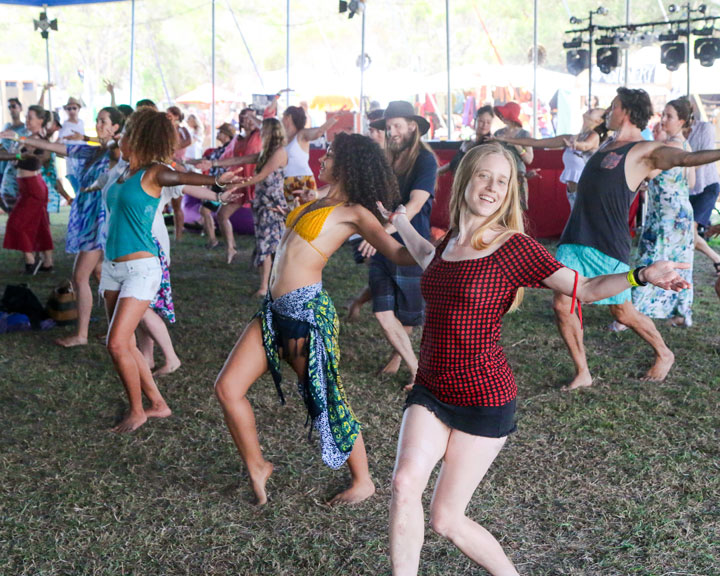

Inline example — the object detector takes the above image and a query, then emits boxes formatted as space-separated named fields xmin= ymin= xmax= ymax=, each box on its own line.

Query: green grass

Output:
xmin=1 ymin=207 xmax=719 ymax=576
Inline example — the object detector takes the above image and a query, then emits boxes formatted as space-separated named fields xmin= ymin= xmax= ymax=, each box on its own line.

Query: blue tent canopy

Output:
xmin=0 ymin=1 xmax=125 ymax=5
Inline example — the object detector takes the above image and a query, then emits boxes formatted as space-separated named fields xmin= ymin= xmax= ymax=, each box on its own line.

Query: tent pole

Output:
xmin=44 ymin=5 xmax=52 ymax=110
xmin=445 ymin=0 xmax=451 ymax=140
xmin=212 ymin=0 xmax=216 ymax=135
xmin=623 ymin=0 xmax=630 ymax=86
xmin=532 ymin=0 xmax=537 ymax=137
xmin=130 ymin=0 xmax=135 ymax=104
xmin=286 ymin=0 xmax=290 ymax=109
xmin=359 ymin=6 xmax=366 ymax=132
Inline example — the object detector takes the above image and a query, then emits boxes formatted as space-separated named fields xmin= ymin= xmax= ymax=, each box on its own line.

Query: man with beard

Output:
xmin=361 ymin=101 xmax=438 ymax=390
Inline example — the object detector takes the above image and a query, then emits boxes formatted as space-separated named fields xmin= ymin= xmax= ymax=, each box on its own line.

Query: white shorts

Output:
xmin=99 ymin=256 xmax=162 ymax=301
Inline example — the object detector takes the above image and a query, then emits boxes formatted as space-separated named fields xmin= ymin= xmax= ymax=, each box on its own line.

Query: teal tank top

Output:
xmin=105 ymin=169 xmax=160 ymax=261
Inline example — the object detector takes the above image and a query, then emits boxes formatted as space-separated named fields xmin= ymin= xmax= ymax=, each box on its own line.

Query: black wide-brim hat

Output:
xmin=369 ymin=100 xmax=430 ymax=135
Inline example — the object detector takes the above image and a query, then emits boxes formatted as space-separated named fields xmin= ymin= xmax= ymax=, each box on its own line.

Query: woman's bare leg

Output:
xmin=41 ymin=249 xmax=53 ymax=267
xmin=217 ymin=202 xmax=241 ymax=263
xmin=136 ymin=320 xmax=155 ymax=370
xmin=215 ymin=318 xmax=274 ymax=505
xmin=56 ymin=249 xmax=103 ymax=347
xmin=200 ymin=206 xmax=218 ymax=247
xmin=390 ymin=405 xmax=450 ymax=575
xmin=171 ymin=197 xmax=184 ymax=242
xmin=106 ymin=294 xmax=170 ymax=433
xmin=139 ymin=309 xmax=181 ymax=376
xmin=428 ymin=432 xmax=517 ymax=576
xmin=255 ymin=256 xmax=273 ymax=297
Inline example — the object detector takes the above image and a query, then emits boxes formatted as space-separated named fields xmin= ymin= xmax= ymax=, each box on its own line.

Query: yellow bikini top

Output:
xmin=285 ymin=199 xmax=343 ymax=261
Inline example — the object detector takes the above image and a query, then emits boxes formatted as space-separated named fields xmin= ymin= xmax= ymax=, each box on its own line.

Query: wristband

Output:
xmin=627 ymin=266 xmax=648 ymax=287
xmin=214 ymin=175 xmax=227 ymax=189
xmin=15 ymin=153 xmax=22 ymax=160
xmin=216 ymin=191 xmax=228 ymax=205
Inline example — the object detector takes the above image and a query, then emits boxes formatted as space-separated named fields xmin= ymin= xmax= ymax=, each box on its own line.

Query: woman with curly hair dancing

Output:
xmin=101 ymin=108 xmax=239 ymax=432
xmin=226 ymin=117 xmax=288 ymax=296
xmin=215 ymin=132 xmax=416 ymax=506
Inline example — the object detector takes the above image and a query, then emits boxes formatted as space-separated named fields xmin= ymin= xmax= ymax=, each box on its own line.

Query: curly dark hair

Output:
xmin=616 ymin=87 xmax=653 ymax=130
xmin=330 ymin=132 xmax=400 ymax=221
xmin=666 ymin=97 xmax=694 ymax=128
xmin=123 ymin=108 xmax=175 ymax=167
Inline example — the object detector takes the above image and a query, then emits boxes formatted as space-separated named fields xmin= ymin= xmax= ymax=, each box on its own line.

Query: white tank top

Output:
xmin=283 ymin=135 xmax=313 ymax=178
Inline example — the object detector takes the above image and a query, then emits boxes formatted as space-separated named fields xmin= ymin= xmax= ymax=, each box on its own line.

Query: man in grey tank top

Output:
xmin=553 ymin=88 xmax=720 ymax=390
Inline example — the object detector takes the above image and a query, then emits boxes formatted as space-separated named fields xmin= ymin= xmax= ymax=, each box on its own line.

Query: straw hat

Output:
xmin=217 ymin=123 xmax=236 ymax=139
xmin=64 ymin=97 xmax=82 ymax=110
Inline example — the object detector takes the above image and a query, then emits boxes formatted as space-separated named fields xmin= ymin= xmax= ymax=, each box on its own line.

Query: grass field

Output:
xmin=1 ymin=208 xmax=719 ymax=576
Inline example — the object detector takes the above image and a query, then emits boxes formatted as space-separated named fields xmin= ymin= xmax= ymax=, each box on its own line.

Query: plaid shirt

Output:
xmin=416 ymin=233 xmax=564 ymax=406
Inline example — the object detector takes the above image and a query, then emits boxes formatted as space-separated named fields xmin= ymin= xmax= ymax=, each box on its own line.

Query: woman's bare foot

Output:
xmin=378 ymin=354 xmax=401 ymax=376
xmin=347 ymin=300 xmax=362 ymax=322
xmin=55 ymin=335 xmax=88 ymax=348
xmin=153 ymin=360 xmax=181 ymax=377
xmin=206 ymin=240 xmax=219 ymax=249
xmin=250 ymin=461 xmax=274 ymax=506
xmin=112 ymin=411 xmax=148 ymax=433
xmin=327 ymin=478 xmax=376 ymax=506
xmin=145 ymin=402 xmax=172 ymax=419
xmin=561 ymin=370 xmax=593 ymax=391
xmin=253 ymin=289 xmax=266 ymax=298
xmin=642 ymin=350 xmax=674 ymax=382
xmin=226 ymin=248 xmax=237 ymax=264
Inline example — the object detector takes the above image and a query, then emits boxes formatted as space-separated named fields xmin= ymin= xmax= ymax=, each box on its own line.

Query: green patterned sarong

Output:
xmin=256 ymin=283 xmax=360 ymax=469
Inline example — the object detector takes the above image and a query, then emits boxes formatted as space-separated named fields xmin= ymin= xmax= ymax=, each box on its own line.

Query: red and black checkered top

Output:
xmin=416 ymin=232 xmax=565 ymax=407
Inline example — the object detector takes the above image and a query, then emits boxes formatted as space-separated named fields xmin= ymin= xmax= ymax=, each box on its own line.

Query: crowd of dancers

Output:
xmin=1 ymin=86 xmax=719 ymax=575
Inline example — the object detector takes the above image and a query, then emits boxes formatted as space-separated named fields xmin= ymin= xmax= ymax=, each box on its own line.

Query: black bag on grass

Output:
xmin=0 ymin=284 xmax=49 ymax=329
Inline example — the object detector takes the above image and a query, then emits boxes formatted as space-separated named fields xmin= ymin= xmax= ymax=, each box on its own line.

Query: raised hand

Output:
xmin=218 ymin=171 xmax=244 ymax=186
xmin=291 ymin=188 xmax=318 ymax=204
xmin=643 ymin=261 xmax=691 ymax=291
xmin=103 ymin=79 xmax=115 ymax=94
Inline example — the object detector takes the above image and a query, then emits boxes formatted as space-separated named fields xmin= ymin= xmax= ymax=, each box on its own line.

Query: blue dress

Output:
xmin=65 ymin=144 xmax=112 ymax=253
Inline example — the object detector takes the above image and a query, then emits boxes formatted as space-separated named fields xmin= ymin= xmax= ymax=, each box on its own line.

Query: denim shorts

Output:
xmin=99 ymin=256 xmax=162 ymax=301
xmin=556 ymin=243 xmax=631 ymax=306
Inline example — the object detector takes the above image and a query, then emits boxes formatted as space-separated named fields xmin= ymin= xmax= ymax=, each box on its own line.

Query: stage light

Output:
xmin=596 ymin=6 xmax=608 ymax=16
xmin=563 ymin=37 xmax=583 ymax=49
xmin=33 ymin=11 xmax=58 ymax=39
xmin=698 ymin=4 xmax=707 ymax=14
xmin=339 ymin=0 xmax=364 ymax=19
xmin=595 ymin=35 xmax=616 ymax=46
xmin=615 ymin=33 xmax=634 ymax=49
xmin=637 ymin=32 xmax=657 ymax=47
xmin=692 ymin=27 xmax=715 ymax=36
xmin=566 ymin=49 xmax=590 ymax=76
xmin=569 ymin=16 xmax=581 ymax=25
xmin=659 ymin=30 xmax=679 ymax=42
xmin=597 ymin=46 xmax=620 ymax=73
xmin=668 ymin=4 xmax=678 ymax=14
xmin=660 ymin=42 xmax=686 ymax=71
xmin=694 ymin=37 xmax=720 ymax=66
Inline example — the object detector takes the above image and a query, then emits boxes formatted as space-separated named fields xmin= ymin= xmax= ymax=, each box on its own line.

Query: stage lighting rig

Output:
xmin=659 ymin=30 xmax=680 ymax=41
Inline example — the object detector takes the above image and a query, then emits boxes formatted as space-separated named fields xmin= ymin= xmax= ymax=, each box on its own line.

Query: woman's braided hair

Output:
xmin=123 ymin=108 xmax=175 ymax=167
xmin=330 ymin=132 xmax=400 ymax=221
